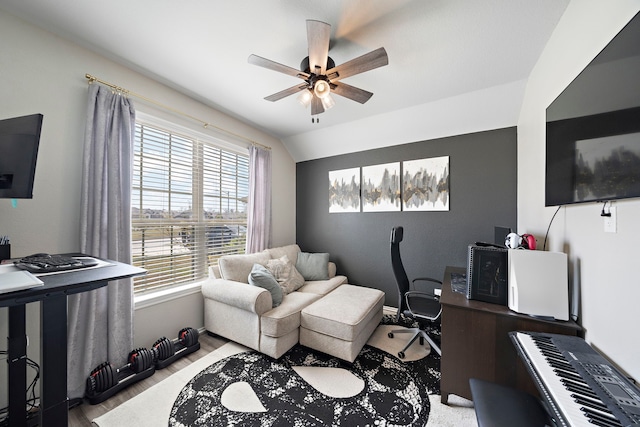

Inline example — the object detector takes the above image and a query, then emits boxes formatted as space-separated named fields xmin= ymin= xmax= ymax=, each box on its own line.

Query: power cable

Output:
xmin=543 ymin=205 xmax=562 ymax=251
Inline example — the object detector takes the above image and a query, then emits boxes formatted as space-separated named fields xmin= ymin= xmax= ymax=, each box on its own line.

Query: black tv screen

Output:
xmin=545 ymin=12 xmax=640 ymax=206
xmin=0 ymin=113 xmax=43 ymax=199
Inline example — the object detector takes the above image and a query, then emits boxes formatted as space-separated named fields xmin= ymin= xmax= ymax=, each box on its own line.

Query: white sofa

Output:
xmin=201 ymin=244 xmax=348 ymax=359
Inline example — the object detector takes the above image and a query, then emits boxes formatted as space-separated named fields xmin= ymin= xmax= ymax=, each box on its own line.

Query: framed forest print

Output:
xmin=402 ymin=156 xmax=449 ymax=211
xmin=329 ymin=168 xmax=360 ymax=213
xmin=362 ymin=162 xmax=400 ymax=212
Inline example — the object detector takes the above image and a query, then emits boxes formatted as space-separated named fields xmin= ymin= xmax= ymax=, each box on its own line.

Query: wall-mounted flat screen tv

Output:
xmin=0 ymin=113 xmax=43 ymax=199
xmin=545 ymin=12 xmax=640 ymax=206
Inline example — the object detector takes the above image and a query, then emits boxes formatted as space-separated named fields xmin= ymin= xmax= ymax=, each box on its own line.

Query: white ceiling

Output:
xmin=1 ymin=0 xmax=569 ymax=160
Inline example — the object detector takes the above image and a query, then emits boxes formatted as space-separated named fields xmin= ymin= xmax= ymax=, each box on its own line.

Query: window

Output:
xmin=132 ymin=120 xmax=249 ymax=295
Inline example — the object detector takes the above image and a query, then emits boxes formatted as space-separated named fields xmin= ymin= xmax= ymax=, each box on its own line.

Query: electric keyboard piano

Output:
xmin=510 ymin=331 xmax=640 ymax=426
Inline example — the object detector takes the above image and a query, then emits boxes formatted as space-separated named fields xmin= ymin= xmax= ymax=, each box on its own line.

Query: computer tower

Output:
xmin=466 ymin=245 xmax=508 ymax=305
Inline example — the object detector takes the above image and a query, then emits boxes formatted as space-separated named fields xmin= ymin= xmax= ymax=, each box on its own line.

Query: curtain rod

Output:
xmin=84 ymin=73 xmax=271 ymax=151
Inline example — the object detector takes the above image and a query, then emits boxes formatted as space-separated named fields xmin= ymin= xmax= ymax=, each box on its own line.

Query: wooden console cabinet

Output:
xmin=440 ymin=266 xmax=582 ymax=404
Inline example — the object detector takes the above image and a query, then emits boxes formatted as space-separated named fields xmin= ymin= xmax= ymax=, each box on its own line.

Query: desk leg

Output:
xmin=8 ymin=305 xmax=27 ymax=427
xmin=39 ymin=294 xmax=68 ymax=427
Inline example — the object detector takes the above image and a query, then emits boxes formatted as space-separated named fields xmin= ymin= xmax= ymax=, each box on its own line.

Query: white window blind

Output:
xmin=132 ymin=122 xmax=249 ymax=295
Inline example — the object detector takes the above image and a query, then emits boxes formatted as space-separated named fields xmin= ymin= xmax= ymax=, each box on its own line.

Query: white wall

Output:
xmin=518 ymin=0 xmax=640 ymax=380
xmin=284 ymin=79 xmax=527 ymax=162
xmin=0 ymin=11 xmax=295 ymax=406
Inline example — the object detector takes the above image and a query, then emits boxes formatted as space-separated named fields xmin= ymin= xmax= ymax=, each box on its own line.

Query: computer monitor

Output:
xmin=494 ymin=226 xmax=511 ymax=246
xmin=0 ymin=113 xmax=43 ymax=199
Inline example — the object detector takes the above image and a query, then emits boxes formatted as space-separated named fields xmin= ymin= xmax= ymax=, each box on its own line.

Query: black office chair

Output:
xmin=388 ymin=226 xmax=442 ymax=358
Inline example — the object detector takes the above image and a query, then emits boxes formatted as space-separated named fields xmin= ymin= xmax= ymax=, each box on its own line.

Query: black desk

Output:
xmin=1 ymin=258 xmax=145 ymax=426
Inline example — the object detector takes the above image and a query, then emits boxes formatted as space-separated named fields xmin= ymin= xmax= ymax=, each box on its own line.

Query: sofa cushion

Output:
xmin=261 ymin=292 xmax=322 ymax=338
xmin=218 ymin=251 xmax=271 ymax=283
xmin=295 ymin=252 xmax=330 ymax=280
xmin=265 ymin=244 xmax=301 ymax=265
xmin=248 ymin=264 xmax=283 ymax=308
xmin=328 ymin=262 xmax=337 ymax=278
xmin=266 ymin=255 xmax=305 ymax=294
xmin=297 ymin=275 xmax=348 ymax=296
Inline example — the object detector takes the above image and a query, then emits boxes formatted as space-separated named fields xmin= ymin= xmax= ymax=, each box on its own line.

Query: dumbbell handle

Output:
xmin=88 ymin=361 xmax=132 ymax=376
xmin=116 ymin=363 xmax=133 ymax=373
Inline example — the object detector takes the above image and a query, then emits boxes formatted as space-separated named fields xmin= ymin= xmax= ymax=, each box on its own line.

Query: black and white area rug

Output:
xmin=92 ymin=316 xmax=476 ymax=427
xmin=169 ymin=315 xmax=441 ymax=427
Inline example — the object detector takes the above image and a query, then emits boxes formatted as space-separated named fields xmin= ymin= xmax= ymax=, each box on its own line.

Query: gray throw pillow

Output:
xmin=295 ymin=252 xmax=330 ymax=281
xmin=248 ymin=264 xmax=283 ymax=308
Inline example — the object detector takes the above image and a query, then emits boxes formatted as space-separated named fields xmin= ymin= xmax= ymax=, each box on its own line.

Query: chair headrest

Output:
xmin=391 ymin=226 xmax=404 ymax=244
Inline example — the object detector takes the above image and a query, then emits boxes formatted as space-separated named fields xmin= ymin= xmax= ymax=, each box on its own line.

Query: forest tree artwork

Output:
xmin=362 ymin=162 xmax=401 ymax=212
xmin=329 ymin=168 xmax=360 ymax=213
xmin=402 ymin=156 xmax=450 ymax=211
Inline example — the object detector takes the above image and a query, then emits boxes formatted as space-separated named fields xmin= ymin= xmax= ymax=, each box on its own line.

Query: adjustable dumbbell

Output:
xmin=152 ymin=336 xmax=175 ymax=361
xmin=86 ymin=347 xmax=155 ymax=394
xmin=86 ymin=362 xmax=116 ymax=395
xmin=178 ymin=327 xmax=199 ymax=348
xmin=153 ymin=327 xmax=200 ymax=369
xmin=154 ymin=327 xmax=199 ymax=361
xmin=127 ymin=347 xmax=155 ymax=373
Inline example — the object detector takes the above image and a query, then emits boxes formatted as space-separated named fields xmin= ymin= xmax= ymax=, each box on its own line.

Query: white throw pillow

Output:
xmin=266 ymin=255 xmax=305 ymax=294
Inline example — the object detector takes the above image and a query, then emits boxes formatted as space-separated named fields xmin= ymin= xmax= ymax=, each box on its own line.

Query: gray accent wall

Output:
xmin=296 ymin=127 xmax=517 ymax=307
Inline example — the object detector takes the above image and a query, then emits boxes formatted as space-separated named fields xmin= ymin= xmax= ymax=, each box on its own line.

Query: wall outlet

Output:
xmin=604 ymin=206 xmax=617 ymax=233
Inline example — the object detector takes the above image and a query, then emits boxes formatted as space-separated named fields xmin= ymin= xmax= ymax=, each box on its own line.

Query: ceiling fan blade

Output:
xmin=331 ymin=82 xmax=373 ymax=104
xmin=248 ymin=54 xmax=310 ymax=79
xmin=311 ymin=96 xmax=325 ymax=115
xmin=326 ymin=47 xmax=388 ymax=82
xmin=307 ymin=20 xmax=331 ymax=75
xmin=264 ymin=83 xmax=309 ymax=102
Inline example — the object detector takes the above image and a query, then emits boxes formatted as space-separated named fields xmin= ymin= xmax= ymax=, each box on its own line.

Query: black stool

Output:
xmin=469 ymin=378 xmax=552 ymax=427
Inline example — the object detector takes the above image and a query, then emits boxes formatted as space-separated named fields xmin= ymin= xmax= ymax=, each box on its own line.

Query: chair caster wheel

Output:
xmin=388 ymin=332 xmax=394 ymax=338
xmin=398 ymin=351 xmax=405 ymax=359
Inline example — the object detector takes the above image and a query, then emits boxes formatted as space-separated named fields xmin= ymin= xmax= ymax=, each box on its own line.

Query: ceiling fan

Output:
xmin=248 ymin=20 xmax=388 ymax=119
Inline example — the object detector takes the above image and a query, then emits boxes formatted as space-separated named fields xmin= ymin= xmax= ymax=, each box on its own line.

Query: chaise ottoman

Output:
xmin=300 ymin=284 xmax=384 ymax=362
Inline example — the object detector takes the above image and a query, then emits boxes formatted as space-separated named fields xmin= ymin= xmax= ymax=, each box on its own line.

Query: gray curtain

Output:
xmin=246 ymin=145 xmax=272 ymax=253
xmin=67 ymin=84 xmax=136 ymax=399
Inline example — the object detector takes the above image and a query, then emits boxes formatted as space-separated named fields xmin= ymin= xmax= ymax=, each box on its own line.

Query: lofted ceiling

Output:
xmin=0 ymin=0 xmax=570 ymax=161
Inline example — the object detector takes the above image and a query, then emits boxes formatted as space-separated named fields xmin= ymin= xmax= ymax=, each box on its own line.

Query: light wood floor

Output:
xmin=68 ymin=332 xmax=229 ymax=426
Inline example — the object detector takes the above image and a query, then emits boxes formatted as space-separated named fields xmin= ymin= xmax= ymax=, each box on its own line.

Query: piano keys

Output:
xmin=510 ymin=331 xmax=640 ymax=426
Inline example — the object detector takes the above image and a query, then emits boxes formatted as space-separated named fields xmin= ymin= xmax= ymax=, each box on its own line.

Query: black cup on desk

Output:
xmin=0 ymin=244 xmax=10 ymax=261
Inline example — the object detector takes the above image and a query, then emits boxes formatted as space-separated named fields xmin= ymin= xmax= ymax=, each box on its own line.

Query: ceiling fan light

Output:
xmin=314 ymin=80 xmax=331 ymax=99
xmin=297 ymin=90 xmax=312 ymax=107
xmin=321 ymin=93 xmax=335 ymax=110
